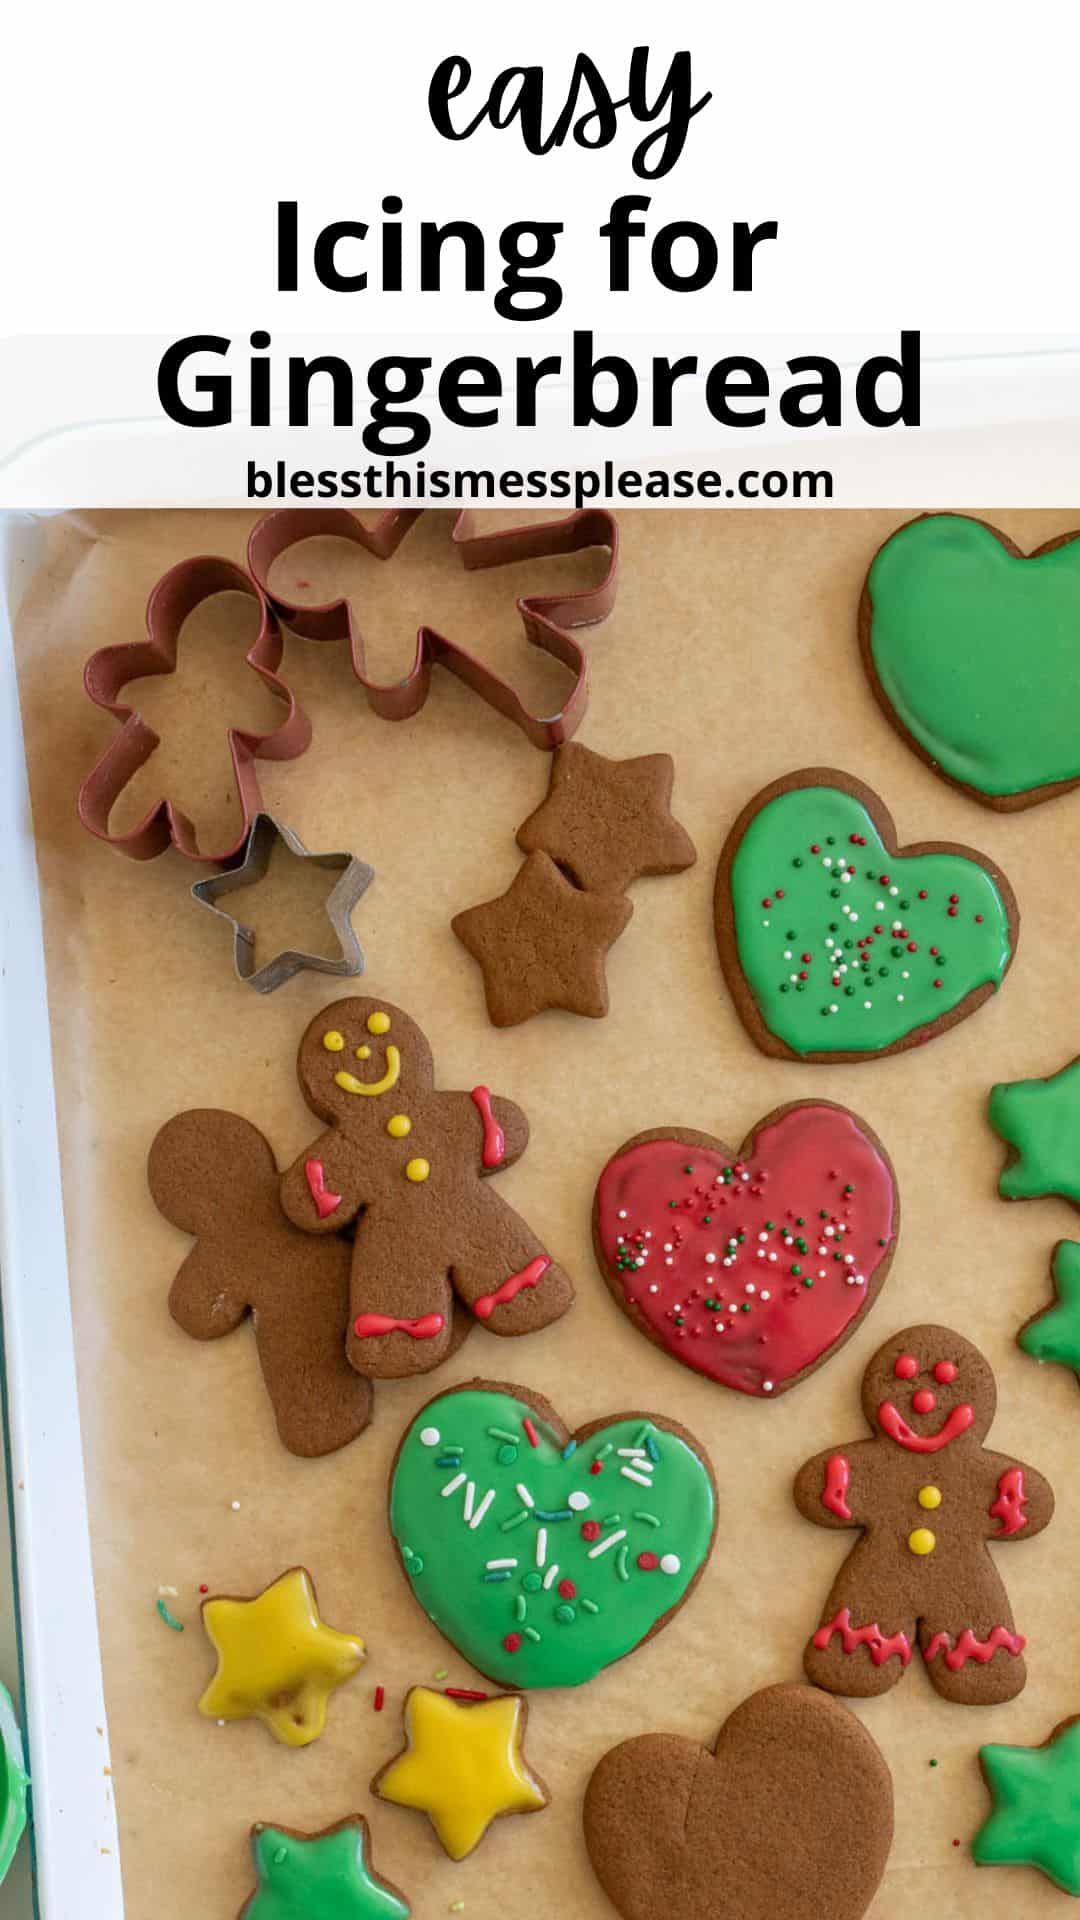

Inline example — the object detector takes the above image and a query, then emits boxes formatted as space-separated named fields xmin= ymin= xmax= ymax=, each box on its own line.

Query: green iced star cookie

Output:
xmin=240 ymin=1818 xmax=409 ymax=1920
xmin=1019 ymin=1243 xmax=1080 ymax=1381
xmin=974 ymin=1716 xmax=1080 ymax=1894
xmin=990 ymin=1056 xmax=1080 ymax=1206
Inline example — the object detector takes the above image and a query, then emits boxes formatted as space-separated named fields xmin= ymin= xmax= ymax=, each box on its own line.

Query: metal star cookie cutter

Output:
xmin=191 ymin=813 xmax=373 ymax=994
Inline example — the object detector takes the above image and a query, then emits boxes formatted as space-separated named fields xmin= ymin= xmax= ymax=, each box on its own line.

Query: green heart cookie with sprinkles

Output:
xmin=715 ymin=769 xmax=1017 ymax=1062
xmin=389 ymin=1380 xmax=717 ymax=1690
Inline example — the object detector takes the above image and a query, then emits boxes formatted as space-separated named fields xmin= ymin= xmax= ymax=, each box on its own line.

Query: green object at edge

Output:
xmin=0 ymin=1683 xmax=29 ymax=1883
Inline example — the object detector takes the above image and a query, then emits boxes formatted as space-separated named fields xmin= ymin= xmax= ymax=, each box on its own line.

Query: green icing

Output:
xmin=729 ymin=784 xmax=1011 ymax=1055
xmin=991 ymin=1058 xmax=1080 ymax=1203
xmin=868 ymin=515 xmax=1080 ymax=798
xmin=1020 ymin=1243 xmax=1080 ymax=1377
xmin=390 ymin=1389 xmax=715 ymax=1689
xmin=974 ymin=1718 xmax=1080 ymax=1894
xmin=0 ymin=1687 xmax=27 ymax=1886
xmin=244 ymin=1821 xmax=409 ymax=1920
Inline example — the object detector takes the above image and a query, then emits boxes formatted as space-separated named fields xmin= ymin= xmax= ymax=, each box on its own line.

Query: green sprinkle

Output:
xmin=741 ymin=1302 xmax=751 ymax=1312
xmin=523 ymin=1626 xmax=542 ymax=1643
xmin=496 ymin=1444 xmax=519 ymax=1466
xmin=273 ymin=1846 xmax=288 ymax=1866
xmin=554 ymin=1603 xmax=576 ymax=1624
xmin=403 ymin=1547 xmax=425 ymax=1575
xmin=581 ymin=1598 xmax=600 ymax=1615
xmin=487 ymin=1426 xmax=519 ymax=1443
xmin=435 ymin=1454 xmax=462 ymax=1468
xmin=802 ymin=1277 xmax=814 ymax=1288
xmin=791 ymin=1264 xmax=802 ymax=1276
xmin=602 ymin=1513 xmax=623 ymax=1527
xmin=533 ymin=1507 xmax=573 ymax=1522
xmin=522 ymin=1573 xmax=542 ymax=1594
xmin=633 ymin=1424 xmax=652 ymax=1447
xmin=515 ymin=1594 xmax=528 ymax=1621
xmin=844 ymin=1184 xmax=854 ymax=1195
xmin=595 ymin=1443 xmax=613 ymax=1460
xmin=929 ymin=1758 xmax=938 ymax=1768
xmin=562 ymin=1440 xmax=578 ymax=1460
xmin=615 ymin=1544 xmax=629 ymax=1582
xmin=632 ymin=1510 xmax=661 ymax=1527
xmin=644 ymin=1435 xmax=660 ymax=1463
xmin=433 ymin=1668 xmax=449 ymax=1681
xmin=483 ymin=1570 xmax=512 ymax=1583
xmin=683 ymin=1164 xmax=694 ymax=1174
xmin=501 ymin=1509 xmax=530 ymax=1532
xmin=156 ymin=1598 xmax=183 ymax=1633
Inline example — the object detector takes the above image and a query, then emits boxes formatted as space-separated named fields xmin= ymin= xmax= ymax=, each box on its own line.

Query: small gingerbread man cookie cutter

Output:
xmin=191 ymin=813 xmax=373 ymax=993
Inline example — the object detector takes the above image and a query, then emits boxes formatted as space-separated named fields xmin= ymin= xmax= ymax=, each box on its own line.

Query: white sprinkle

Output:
xmin=849 ymin=912 xmax=859 ymax=922
xmin=158 ymin=1584 xmax=178 ymax=1597
xmin=768 ymin=1252 xmax=778 ymax=1263
xmin=486 ymin=1558 xmax=518 ymax=1570
xmin=470 ymin=1488 xmax=495 ymax=1530
xmin=617 ymin=1447 xmax=647 ymax=1457
xmin=762 ymin=919 xmax=770 ymax=927
xmin=536 ymin=1527 xmax=548 ymax=1567
xmin=864 ymin=1001 xmax=872 ymax=1009
xmin=568 ymin=1490 xmax=590 ymax=1511
xmin=617 ymin=1209 xmax=627 ymax=1219
xmin=784 ymin=949 xmax=793 ymax=959
xmin=621 ymin=1466 xmax=655 ymax=1487
xmin=823 ymin=856 xmax=833 ymax=867
xmin=419 ymin=1426 xmax=440 ymax=1447
xmin=441 ymin=1472 xmax=466 ymax=1498
xmin=588 ymin=1528 xmax=627 ymax=1559
xmin=515 ymin=1483 xmax=535 ymax=1508
xmin=649 ymin=1283 xmax=660 ymax=1292
xmin=745 ymin=1282 xmax=756 ymax=1295
xmin=705 ymin=1252 xmax=717 ymax=1265
xmin=659 ymin=1553 xmax=681 ymax=1576
xmin=825 ymin=1227 xmax=835 ymax=1237
xmin=663 ymin=1243 xmax=672 ymax=1253
xmin=897 ymin=993 xmax=905 ymax=1002
xmin=841 ymin=871 xmax=852 ymax=883
xmin=876 ymin=900 xmax=885 ymax=910
xmin=829 ymin=1003 xmax=838 ymax=1014
xmin=889 ymin=885 xmax=899 ymax=896
xmin=761 ymin=1289 xmax=770 ymax=1301
xmin=230 ymin=1500 xmax=241 ymax=1512
xmin=763 ymin=1381 xmax=774 ymax=1392
xmin=543 ymin=1564 xmax=560 ymax=1590
xmin=463 ymin=1480 xmax=476 ymax=1522
xmin=902 ymin=969 xmax=910 ymax=979
xmin=758 ymin=1230 xmax=768 ymax=1242
xmin=844 ymin=1253 xmax=855 ymax=1265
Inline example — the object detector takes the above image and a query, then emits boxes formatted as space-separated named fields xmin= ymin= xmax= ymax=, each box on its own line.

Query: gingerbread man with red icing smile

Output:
xmin=280 ymin=997 xmax=574 ymax=1379
xmin=795 ymin=1324 xmax=1053 ymax=1704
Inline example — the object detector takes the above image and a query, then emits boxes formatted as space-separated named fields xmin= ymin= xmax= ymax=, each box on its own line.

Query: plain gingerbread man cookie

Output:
xmin=149 ymin=1109 xmax=373 ymax=1458
xmin=279 ymin=997 xmax=575 ymax=1380
xmin=794 ymin=1324 xmax=1053 ymax=1704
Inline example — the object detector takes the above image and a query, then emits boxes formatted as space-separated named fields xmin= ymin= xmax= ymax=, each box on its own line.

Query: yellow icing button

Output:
xmin=405 ymin=1157 xmax=431 ymax=1183
xmin=367 ymin=1011 xmax=392 ymax=1035
xmin=907 ymin=1527 xmax=936 ymax=1556
xmin=198 ymin=1567 xmax=365 ymax=1748
xmin=917 ymin=1485 xmax=942 ymax=1510
xmin=373 ymin=1686 xmax=548 ymax=1859
xmin=322 ymin=1030 xmax=345 ymax=1052
xmin=387 ymin=1114 xmax=412 ymax=1138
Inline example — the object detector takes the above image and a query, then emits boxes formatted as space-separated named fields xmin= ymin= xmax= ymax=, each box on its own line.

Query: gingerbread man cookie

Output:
xmin=149 ymin=1110 xmax=374 ymax=1458
xmin=794 ymin=1325 xmax=1053 ymax=1704
xmin=280 ymin=998 xmax=574 ymax=1379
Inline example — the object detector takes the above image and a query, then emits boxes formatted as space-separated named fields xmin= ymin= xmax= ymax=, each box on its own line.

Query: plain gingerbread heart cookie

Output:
xmin=714 ymin=767 xmax=1017 ymax=1061
xmin=583 ymin=1682 xmax=893 ymax=1920
xmin=861 ymin=512 xmax=1080 ymax=809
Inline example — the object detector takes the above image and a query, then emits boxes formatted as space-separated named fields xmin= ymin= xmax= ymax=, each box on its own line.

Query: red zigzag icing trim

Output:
xmin=923 ymin=1626 xmax=1025 ymax=1671
xmin=811 ymin=1607 xmax=913 ymax=1667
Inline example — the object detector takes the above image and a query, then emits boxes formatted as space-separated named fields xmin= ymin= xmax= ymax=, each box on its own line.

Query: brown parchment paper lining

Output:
xmin=12 ymin=507 xmax=1080 ymax=1920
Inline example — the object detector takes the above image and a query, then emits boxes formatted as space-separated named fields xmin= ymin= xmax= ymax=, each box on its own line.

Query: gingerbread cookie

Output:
xmin=715 ymin=768 xmax=1017 ymax=1061
xmin=240 ymin=1815 xmax=409 ymax=1919
xmin=584 ymin=1683 xmax=893 ymax=1920
xmin=452 ymin=851 xmax=633 ymax=1026
xmin=389 ymin=1378 xmax=716 ymax=1690
xmin=149 ymin=1110 xmax=374 ymax=1458
xmin=199 ymin=1567 xmax=365 ymax=1747
xmin=1018 ymin=1242 xmax=1080 ymax=1385
xmin=371 ymin=1685 xmax=548 ymax=1859
xmin=795 ymin=1325 xmax=1053 ymax=1703
xmin=516 ymin=742 xmax=696 ymax=893
xmin=279 ymin=998 xmax=574 ymax=1378
xmin=974 ymin=1713 xmax=1080 ymax=1894
xmin=990 ymin=1053 xmax=1080 ymax=1207
xmin=593 ymin=1102 xmax=898 ymax=1397
xmin=861 ymin=512 xmax=1080 ymax=810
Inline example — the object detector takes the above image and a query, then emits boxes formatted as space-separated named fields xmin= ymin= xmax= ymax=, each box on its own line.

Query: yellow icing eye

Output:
xmin=355 ymin=1045 xmax=371 ymax=1060
xmin=387 ymin=1115 xmax=412 ymax=1138
xmin=405 ymin=1158 xmax=430 ymax=1183
xmin=322 ymin=1031 xmax=345 ymax=1052
xmin=367 ymin=1011 xmax=391 ymax=1035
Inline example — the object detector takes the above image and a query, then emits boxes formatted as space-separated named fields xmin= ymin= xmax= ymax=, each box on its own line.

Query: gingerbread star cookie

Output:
xmin=1018 ymin=1242 xmax=1080 ymax=1383
xmin=240 ymin=1816 xmax=409 ymax=1920
xmin=199 ymin=1567 xmax=365 ymax=1746
xmin=452 ymin=851 xmax=633 ymax=1026
xmin=371 ymin=1686 xmax=548 ymax=1859
xmin=990 ymin=1053 xmax=1080 ymax=1207
xmin=516 ymin=743 xmax=696 ymax=893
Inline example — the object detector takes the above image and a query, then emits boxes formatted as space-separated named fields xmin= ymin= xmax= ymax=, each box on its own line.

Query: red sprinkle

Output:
xmin=918 ymin=889 xmax=928 ymax=899
xmin=810 ymin=844 xmax=821 ymax=853
xmin=801 ymin=952 xmax=812 ymax=963
xmin=947 ymin=906 xmax=958 ymax=917
xmin=949 ymin=894 xmax=959 ymax=904
xmin=637 ymin=1551 xmax=660 ymax=1571
xmin=775 ymin=889 xmax=785 ymax=899
xmin=446 ymin=1687 xmax=488 ymax=1701
xmin=975 ymin=913 xmax=984 ymax=923
xmin=522 ymin=1418 xmax=540 ymax=1449
xmin=503 ymin=1633 xmax=522 ymax=1654
xmin=589 ymin=1461 xmax=603 ymax=1476
xmin=581 ymin=1520 xmax=602 ymax=1542
xmin=374 ymin=1685 xmax=385 ymax=1712
xmin=762 ymin=897 xmax=772 ymax=908
xmin=199 ymin=1584 xmax=209 ymax=1595
xmin=557 ymin=1579 xmax=577 ymax=1599
xmin=907 ymin=942 xmax=918 ymax=952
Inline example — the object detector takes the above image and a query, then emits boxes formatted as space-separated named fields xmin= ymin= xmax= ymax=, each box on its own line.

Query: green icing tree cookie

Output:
xmin=1019 ymin=1243 xmax=1080 ymax=1383
xmin=239 ymin=1818 xmax=409 ymax=1920
xmin=974 ymin=1715 xmax=1080 ymax=1895
xmin=990 ymin=1056 xmax=1080 ymax=1207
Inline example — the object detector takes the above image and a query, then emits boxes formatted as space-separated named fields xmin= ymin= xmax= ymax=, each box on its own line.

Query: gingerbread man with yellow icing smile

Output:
xmin=280 ymin=997 xmax=574 ymax=1378
xmin=795 ymin=1324 xmax=1053 ymax=1704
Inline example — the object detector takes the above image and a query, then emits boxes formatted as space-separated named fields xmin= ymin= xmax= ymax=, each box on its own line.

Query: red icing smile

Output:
xmin=877 ymin=1399 xmax=975 ymax=1452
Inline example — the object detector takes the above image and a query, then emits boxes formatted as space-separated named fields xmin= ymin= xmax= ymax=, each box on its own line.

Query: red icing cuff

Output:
xmin=353 ymin=1312 xmax=445 ymax=1340
xmin=821 ymin=1454 xmax=852 ymax=1521
xmin=305 ymin=1158 xmax=342 ymax=1218
xmin=989 ymin=1466 xmax=1028 ymax=1536
xmin=812 ymin=1607 xmax=912 ymax=1667
xmin=470 ymin=1085 xmax=505 ymax=1168
xmin=923 ymin=1627 xmax=1025 ymax=1671
xmin=473 ymin=1256 xmax=550 ymax=1320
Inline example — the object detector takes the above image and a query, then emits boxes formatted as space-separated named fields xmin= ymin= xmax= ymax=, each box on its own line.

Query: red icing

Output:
xmin=594 ymin=1107 xmax=897 ymax=1396
xmin=893 ymin=1354 xmax=918 ymax=1379
xmin=473 ymin=1256 xmax=551 ymax=1321
xmin=580 ymin=1520 xmax=601 ymax=1542
xmin=923 ymin=1626 xmax=1025 ymax=1671
xmin=557 ymin=1579 xmax=576 ymax=1599
xmin=637 ymin=1551 xmax=660 ymax=1571
xmin=812 ymin=1607 xmax=912 ymax=1667
xmin=522 ymin=1417 xmax=540 ymax=1449
xmin=934 ymin=1359 xmax=958 ymax=1384
xmin=353 ymin=1311 xmax=445 ymax=1340
xmin=877 ymin=1401 xmax=975 ymax=1453
xmin=304 ymin=1157 xmax=342 ymax=1219
xmin=912 ymin=1388 xmax=936 ymax=1415
xmin=502 ymin=1633 xmax=522 ymax=1654
xmin=822 ymin=1454 xmax=852 ymax=1521
xmin=989 ymin=1466 xmax=1028 ymax=1536
xmin=470 ymin=1084 xmax=505 ymax=1168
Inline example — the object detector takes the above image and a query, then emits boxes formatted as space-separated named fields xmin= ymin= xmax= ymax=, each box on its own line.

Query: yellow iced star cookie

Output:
xmin=371 ymin=1686 xmax=548 ymax=1859
xmin=198 ymin=1566 xmax=365 ymax=1747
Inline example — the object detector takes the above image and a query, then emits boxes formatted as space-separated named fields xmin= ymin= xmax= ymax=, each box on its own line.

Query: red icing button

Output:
xmin=934 ymin=1360 xmax=958 ymax=1384
xmin=502 ymin=1632 xmax=522 ymax=1653
xmin=637 ymin=1551 xmax=660 ymax=1571
xmin=912 ymin=1388 xmax=936 ymax=1415
xmin=580 ymin=1520 xmax=601 ymax=1542
xmin=557 ymin=1578 xmax=577 ymax=1599
xmin=893 ymin=1354 xmax=918 ymax=1380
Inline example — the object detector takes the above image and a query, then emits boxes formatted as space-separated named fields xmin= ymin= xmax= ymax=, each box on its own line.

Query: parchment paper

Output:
xmin=12 ymin=506 xmax=1080 ymax=1920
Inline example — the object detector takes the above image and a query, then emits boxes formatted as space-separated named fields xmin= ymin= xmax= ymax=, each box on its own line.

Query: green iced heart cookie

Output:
xmin=717 ymin=774 xmax=1015 ymax=1060
xmin=389 ymin=1383 xmax=716 ymax=1690
xmin=864 ymin=514 xmax=1080 ymax=804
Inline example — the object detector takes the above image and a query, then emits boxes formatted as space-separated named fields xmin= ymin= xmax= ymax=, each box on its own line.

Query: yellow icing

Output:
xmin=367 ymin=1011 xmax=392 ymax=1035
xmin=334 ymin=1046 xmax=401 ymax=1097
xmin=387 ymin=1115 xmax=412 ymax=1138
xmin=907 ymin=1527 xmax=936 ymax=1556
xmin=405 ymin=1158 xmax=430 ymax=1183
xmin=355 ymin=1045 xmax=371 ymax=1060
xmin=198 ymin=1567 xmax=364 ymax=1748
xmin=375 ymin=1687 xmax=546 ymax=1859
xmin=917 ymin=1485 xmax=942 ymax=1510
xmin=322 ymin=1031 xmax=345 ymax=1052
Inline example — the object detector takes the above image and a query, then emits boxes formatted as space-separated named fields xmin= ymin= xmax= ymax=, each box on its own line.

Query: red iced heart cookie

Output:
xmin=593 ymin=1102 xmax=898 ymax=1398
